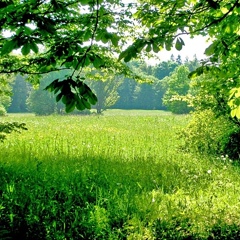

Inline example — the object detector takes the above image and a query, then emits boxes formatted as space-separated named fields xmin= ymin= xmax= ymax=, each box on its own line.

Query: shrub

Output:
xmin=164 ymin=97 xmax=192 ymax=114
xmin=180 ymin=110 xmax=240 ymax=159
xmin=222 ymin=131 xmax=240 ymax=160
xmin=26 ymin=89 xmax=56 ymax=115
xmin=208 ymin=223 xmax=240 ymax=240
xmin=0 ymin=104 xmax=7 ymax=116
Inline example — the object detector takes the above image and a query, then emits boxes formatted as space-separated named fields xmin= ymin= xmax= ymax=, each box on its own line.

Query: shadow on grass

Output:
xmin=1 ymin=154 xmax=240 ymax=239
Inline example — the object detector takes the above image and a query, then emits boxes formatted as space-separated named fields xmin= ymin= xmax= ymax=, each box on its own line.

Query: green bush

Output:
xmin=164 ymin=98 xmax=192 ymax=114
xmin=26 ymin=89 xmax=56 ymax=115
xmin=180 ymin=110 xmax=240 ymax=159
xmin=208 ymin=223 xmax=240 ymax=240
xmin=0 ymin=104 xmax=7 ymax=116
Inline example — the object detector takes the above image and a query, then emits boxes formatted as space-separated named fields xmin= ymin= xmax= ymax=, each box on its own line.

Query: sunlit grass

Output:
xmin=1 ymin=110 xmax=240 ymax=239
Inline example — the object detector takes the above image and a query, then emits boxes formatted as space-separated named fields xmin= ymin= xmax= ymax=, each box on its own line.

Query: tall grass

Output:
xmin=1 ymin=110 xmax=240 ymax=239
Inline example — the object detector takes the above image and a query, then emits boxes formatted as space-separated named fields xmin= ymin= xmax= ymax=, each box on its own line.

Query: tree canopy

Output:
xmin=0 ymin=0 xmax=239 ymax=116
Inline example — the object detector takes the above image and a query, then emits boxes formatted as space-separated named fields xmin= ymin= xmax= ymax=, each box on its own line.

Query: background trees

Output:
xmin=8 ymin=75 xmax=29 ymax=113
xmin=0 ymin=74 xmax=13 ymax=115
xmin=85 ymin=70 xmax=123 ymax=114
xmin=162 ymin=65 xmax=192 ymax=114
xmin=27 ymin=83 xmax=57 ymax=116
xmin=26 ymin=70 xmax=76 ymax=115
xmin=5 ymin=57 xmax=204 ymax=114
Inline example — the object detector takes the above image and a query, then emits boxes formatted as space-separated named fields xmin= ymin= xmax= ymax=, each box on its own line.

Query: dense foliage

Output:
xmin=85 ymin=69 xmax=123 ymax=113
xmin=8 ymin=75 xmax=29 ymax=113
xmin=0 ymin=0 xmax=239 ymax=117
xmin=0 ymin=74 xmax=13 ymax=115
xmin=8 ymin=57 xmax=200 ymax=114
xmin=180 ymin=110 xmax=240 ymax=159
xmin=162 ymin=65 xmax=193 ymax=114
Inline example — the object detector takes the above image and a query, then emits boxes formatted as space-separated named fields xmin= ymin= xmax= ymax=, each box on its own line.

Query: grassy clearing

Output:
xmin=1 ymin=110 xmax=240 ymax=239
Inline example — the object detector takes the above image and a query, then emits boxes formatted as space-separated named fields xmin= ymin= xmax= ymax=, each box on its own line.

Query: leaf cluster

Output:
xmin=0 ymin=0 xmax=132 ymax=110
xmin=45 ymin=77 xmax=97 ymax=112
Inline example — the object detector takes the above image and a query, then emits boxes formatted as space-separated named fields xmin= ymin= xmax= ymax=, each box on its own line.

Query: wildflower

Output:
xmin=207 ymin=170 xmax=212 ymax=174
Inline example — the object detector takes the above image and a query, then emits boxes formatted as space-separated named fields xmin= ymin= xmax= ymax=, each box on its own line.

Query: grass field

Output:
xmin=1 ymin=110 xmax=240 ymax=239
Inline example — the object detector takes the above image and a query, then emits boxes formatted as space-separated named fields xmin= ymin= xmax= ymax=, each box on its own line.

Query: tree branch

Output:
xmin=193 ymin=0 xmax=240 ymax=34
xmin=0 ymin=67 xmax=70 ymax=75
xmin=72 ymin=0 xmax=100 ymax=78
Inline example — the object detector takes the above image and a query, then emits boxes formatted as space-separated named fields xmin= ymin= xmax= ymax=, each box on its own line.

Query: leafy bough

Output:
xmin=45 ymin=77 xmax=98 ymax=113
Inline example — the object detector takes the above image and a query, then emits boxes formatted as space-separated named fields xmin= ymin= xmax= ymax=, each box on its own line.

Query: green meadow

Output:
xmin=1 ymin=110 xmax=240 ymax=239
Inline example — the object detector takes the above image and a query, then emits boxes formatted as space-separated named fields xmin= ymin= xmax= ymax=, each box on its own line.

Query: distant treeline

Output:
xmin=7 ymin=54 xmax=199 ymax=114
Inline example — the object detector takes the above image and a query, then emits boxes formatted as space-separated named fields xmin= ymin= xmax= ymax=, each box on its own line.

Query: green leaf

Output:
xmin=44 ymin=79 xmax=59 ymax=92
xmin=76 ymin=99 xmax=85 ymax=110
xmin=78 ymin=83 xmax=87 ymax=95
xmin=188 ymin=70 xmax=198 ymax=79
xmin=65 ymin=99 xmax=76 ymax=113
xmin=84 ymin=55 xmax=91 ymax=66
xmin=235 ymin=88 xmax=240 ymax=98
xmin=82 ymin=98 xmax=91 ymax=109
xmin=101 ymin=34 xmax=108 ymax=44
xmin=21 ymin=43 xmax=31 ymax=55
xmin=64 ymin=94 xmax=74 ymax=105
xmin=165 ymin=41 xmax=172 ymax=51
xmin=188 ymin=66 xmax=204 ymax=79
xmin=134 ymin=39 xmax=146 ymax=53
xmin=236 ymin=107 xmax=240 ymax=119
xmin=40 ymin=18 xmax=55 ymax=34
xmin=80 ymin=0 xmax=89 ymax=6
xmin=72 ymin=58 xmax=80 ymax=70
xmin=51 ymin=0 xmax=68 ymax=13
xmin=62 ymin=95 xmax=68 ymax=104
xmin=152 ymin=43 xmax=159 ymax=53
xmin=229 ymin=88 xmax=238 ymax=99
xmin=230 ymin=105 xmax=235 ymax=117
xmin=230 ymin=107 xmax=240 ymax=118
xmin=124 ymin=54 xmax=132 ymax=62
xmin=93 ymin=56 xmax=104 ymax=68
xmin=83 ymin=29 xmax=92 ymax=41
xmin=175 ymin=37 xmax=184 ymax=51
xmin=56 ymin=93 xmax=63 ymax=102
xmin=110 ymin=34 xmax=119 ymax=47
xmin=118 ymin=50 xmax=128 ymax=61
xmin=1 ymin=39 xmax=18 ymax=55
xmin=24 ymin=26 xmax=33 ymax=35
xmin=204 ymin=42 xmax=218 ymax=56
xmin=30 ymin=42 xmax=39 ymax=54
xmin=88 ymin=92 xmax=98 ymax=105
xmin=196 ymin=66 xmax=204 ymax=75
xmin=95 ymin=33 xmax=102 ymax=42
xmin=146 ymin=44 xmax=151 ymax=52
